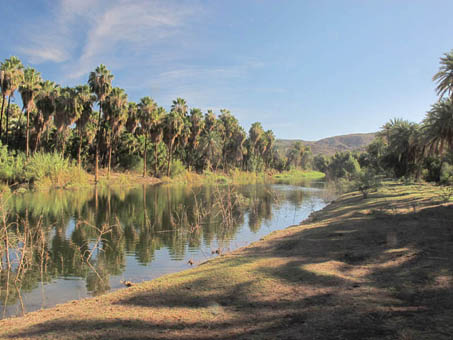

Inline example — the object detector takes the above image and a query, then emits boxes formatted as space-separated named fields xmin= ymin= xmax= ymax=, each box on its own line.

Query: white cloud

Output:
xmin=18 ymin=0 xmax=202 ymax=78
xmin=68 ymin=0 xmax=202 ymax=78
xmin=20 ymin=46 xmax=69 ymax=64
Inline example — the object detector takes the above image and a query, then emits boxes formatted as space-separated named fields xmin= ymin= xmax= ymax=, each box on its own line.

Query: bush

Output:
xmin=170 ymin=159 xmax=186 ymax=178
xmin=25 ymin=152 xmax=88 ymax=188
xmin=356 ymin=169 xmax=382 ymax=198
xmin=440 ymin=162 xmax=453 ymax=185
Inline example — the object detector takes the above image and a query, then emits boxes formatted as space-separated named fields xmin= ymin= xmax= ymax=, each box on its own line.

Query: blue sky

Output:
xmin=2 ymin=0 xmax=453 ymax=140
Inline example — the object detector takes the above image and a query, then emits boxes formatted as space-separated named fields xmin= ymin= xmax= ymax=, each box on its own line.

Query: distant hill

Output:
xmin=276 ymin=132 xmax=376 ymax=156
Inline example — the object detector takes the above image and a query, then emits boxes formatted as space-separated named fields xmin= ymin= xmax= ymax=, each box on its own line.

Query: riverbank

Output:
xmin=1 ymin=182 xmax=452 ymax=339
xmin=2 ymin=169 xmax=325 ymax=192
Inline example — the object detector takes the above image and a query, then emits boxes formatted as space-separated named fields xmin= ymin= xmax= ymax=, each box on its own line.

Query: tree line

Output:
xmin=0 ymin=59 xmax=289 ymax=181
xmin=310 ymin=50 xmax=453 ymax=187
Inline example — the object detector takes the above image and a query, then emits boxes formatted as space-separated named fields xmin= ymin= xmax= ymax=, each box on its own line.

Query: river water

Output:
xmin=0 ymin=181 xmax=329 ymax=319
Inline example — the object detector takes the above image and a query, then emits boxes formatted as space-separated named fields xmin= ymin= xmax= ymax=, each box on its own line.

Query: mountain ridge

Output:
xmin=276 ymin=132 xmax=376 ymax=156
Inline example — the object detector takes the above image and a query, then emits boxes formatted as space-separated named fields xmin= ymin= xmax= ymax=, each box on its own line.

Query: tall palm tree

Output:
xmin=423 ymin=99 xmax=453 ymax=155
xmin=34 ymin=81 xmax=59 ymax=153
xmin=75 ymin=85 xmax=96 ymax=167
xmin=88 ymin=64 xmax=114 ymax=182
xmin=433 ymin=50 xmax=453 ymax=99
xmin=262 ymin=130 xmax=275 ymax=168
xmin=125 ymin=102 xmax=139 ymax=134
xmin=164 ymin=105 xmax=185 ymax=176
xmin=137 ymin=96 xmax=158 ymax=177
xmin=55 ymin=87 xmax=82 ymax=155
xmin=249 ymin=122 xmax=264 ymax=155
xmin=18 ymin=67 xmax=42 ymax=157
xmin=379 ymin=119 xmax=422 ymax=178
xmin=152 ymin=107 xmax=166 ymax=176
xmin=0 ymin=56 xmax=24 ymax=144
xmin=102 ymin=87 xmax=128 ymax=175
xmin=171 ymin=97 xmax=188 ymax=115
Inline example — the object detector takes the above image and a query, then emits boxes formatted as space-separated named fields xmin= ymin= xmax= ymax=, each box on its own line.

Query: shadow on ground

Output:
xmin=4 ymin=185 xmax=453 ymax=340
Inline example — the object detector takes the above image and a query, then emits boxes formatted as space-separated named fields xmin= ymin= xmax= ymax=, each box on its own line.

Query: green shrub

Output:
xmin=356 ymin=168 xmax=382 ymax=198
xmin=25 ymin=152 xmax=88 ymax=188
xmin=170 ymin=159 xmax=186 ymax=178
xmin=440 ymin=162 xmax=453 ymax=185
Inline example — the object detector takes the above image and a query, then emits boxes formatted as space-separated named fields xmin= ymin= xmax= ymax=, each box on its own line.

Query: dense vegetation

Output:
xmin=0 ymin=59 xmax=296 ymax=187
xmin=1 ymin=51 xmax=453 ymax=190
xmin=309 ymin=51 xmax=453 ymax=193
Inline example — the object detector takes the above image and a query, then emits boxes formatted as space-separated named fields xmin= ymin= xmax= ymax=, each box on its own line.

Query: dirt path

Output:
xmin=1 ymin=182 xmax=452 ymax=339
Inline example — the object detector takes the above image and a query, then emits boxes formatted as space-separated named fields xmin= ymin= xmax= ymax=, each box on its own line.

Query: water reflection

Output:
xmin=0 ymin=182 xmax=327 ymax=318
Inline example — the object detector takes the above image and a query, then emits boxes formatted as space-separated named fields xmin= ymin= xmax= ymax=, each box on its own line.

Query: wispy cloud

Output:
xmin=69 ymin=0 xmax=202 ymax=78
xmin=18 ymin=0 xmax=203 ymax=79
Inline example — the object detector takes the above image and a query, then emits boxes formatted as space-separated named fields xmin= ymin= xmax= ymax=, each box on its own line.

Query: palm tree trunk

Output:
xmin=0 ymin=94 xmax=5 ymax=141
xmin=16 ymin=108 xmax=24 ymax=143
xmin=95 ymin=104 xmax=102 ymax=183
xmin=154 ymin=142 xmax=158 ymax=177
xmin=167 ymin=141 xmax=173 ymax=177
xmin=26 ymin=108 xmax=30 ymax=158
xmin=5 ymin=96 xmax=11 ymax=146
xmin=78 ymin=133 xmax=83 ymax=168
xmin=108 ymin=143 xmax=112 ymax=177
xmin=143 ymin=134 xmax=147 ymax=177
xmin=61 ymin=133 xmax=66 ymax=157
xmin=34 ymin=131 xmax=41 ymax=154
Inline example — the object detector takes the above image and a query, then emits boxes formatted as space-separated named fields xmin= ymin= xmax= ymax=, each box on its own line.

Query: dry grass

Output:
xmin=1 ymin=182 xmax=452 ymax=339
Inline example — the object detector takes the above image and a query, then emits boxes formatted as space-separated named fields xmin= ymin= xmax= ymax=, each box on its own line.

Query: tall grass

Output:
xmin=273 ymin=169 xmax=325 ymax=184
xmin=25 ymin=152 xmax=89 ymax=189
xmin=0 ymin=143 xmax=89 ymax=189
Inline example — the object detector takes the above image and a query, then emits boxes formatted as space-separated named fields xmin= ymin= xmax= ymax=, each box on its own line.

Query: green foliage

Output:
xmin=327 ymin=152 xmax=361 ymax=180
xmin=313 ymin=154 xmax=329 ymax=173
xmin=356 ymin=168 xmax=382 ymax=198
xmin=0 ymin=142 xmax=25 ymax=183
xmin=440 ymin=162 xmax=453 ymax=184
xmin=170 ymin=159 xmax=186 ymax=178
xmin=24 ymin=152 xmax=88 ymax=188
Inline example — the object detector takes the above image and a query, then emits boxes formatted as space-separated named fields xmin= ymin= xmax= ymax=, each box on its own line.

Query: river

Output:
xmin=0 ymin=180 xmax=330 ymax=319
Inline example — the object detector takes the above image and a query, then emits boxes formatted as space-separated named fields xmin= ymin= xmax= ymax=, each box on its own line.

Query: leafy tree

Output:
xmin=327 ymin=152 xmax=361 ymax=180
xmin=313 ymin=154 xmax=329 ymax=173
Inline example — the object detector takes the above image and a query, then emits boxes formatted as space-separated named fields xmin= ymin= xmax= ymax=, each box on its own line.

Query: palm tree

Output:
xmin=171 ymin=97 xmax=188 ymax=115
xmin=0 ymin=56 xmax=24 ymax=144
xmin=102 ymin=87 xmax=128 ymax=175
xmin=152 ymin=107 xmax=166 ymax=175
xmin=433 ymin=50 xmax=453 ymax=99
xmin=164 ymin=105 xmax=185 ymax=176
xmin=125 ymin=102 xmax=139 ymax=134
xmin=34 ymin=81 xmax=59 ymax=153
xmin=423 ymin=99 xmax=453 ymax=154
xmin=75 ymin=85 xmax=96 ymax=167
xmin=262 ymin=130 xmax=275 ymax=168
xmin=137 ymin=96 xmax=158 ymax=177
xmin=18 ymin=67 xmax=42 ymax=157
xmin=88 ymin=64 xmax=114 ymax=182
xmin=379 ymin=119 xmax=422 ymax=178
xmin=54 ymin=87 xmax=82 ymax=155
xmin=249 ymin=122 xmax=264 ymax=155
